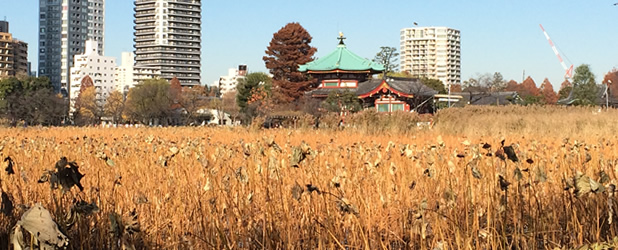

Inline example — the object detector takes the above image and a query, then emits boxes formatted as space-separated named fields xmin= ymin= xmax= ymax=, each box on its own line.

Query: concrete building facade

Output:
xmin=69 ymin=40 xmax=115 ymax=111
xmin=400 ymin=26 xmax=461 ymax=86
xmin=0 ymin=32 xmax=14 ymax=78
xmin=134 ymin=0 xmax=201 ymax=86
xmin=0 ymin=21 xmax=29 ymax=78
xmin=115 ymin=51 xmax=161 ymax=95
xmin=217 ymin=64 xmax=247 ymax=95
xmin=38 ymin=0 xmax=105 ymax=94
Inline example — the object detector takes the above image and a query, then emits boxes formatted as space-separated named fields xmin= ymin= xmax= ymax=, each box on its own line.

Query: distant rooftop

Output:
xmin=299 ymin=34 xmax=384 ymax=73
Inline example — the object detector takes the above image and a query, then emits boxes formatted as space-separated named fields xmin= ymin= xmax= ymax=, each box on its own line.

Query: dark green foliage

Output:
xmin=124 ymin=78 xmax=172 ymax=124
xmin=571 ymin=64 xmax=598 ymax=105
xmin=0 ymin=76 xmax=65 ymax=126
xmin=236 ymin=72 xmax=272 ymax=118
xmin=420 ymin=77 xmax=447 ymax=94
xmin=321 ymin=90 xmax=361 ymax=113
xmin=373 ymin=47 xmax=399 ymax=74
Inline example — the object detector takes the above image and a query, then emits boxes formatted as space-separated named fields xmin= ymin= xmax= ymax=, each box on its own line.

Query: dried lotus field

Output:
xmin=3 ymin=106 xmax=618 ymax=249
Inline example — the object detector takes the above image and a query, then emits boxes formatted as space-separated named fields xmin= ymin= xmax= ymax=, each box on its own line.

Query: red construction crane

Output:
xmin=540 ymin=24 xmax=574 ymax=81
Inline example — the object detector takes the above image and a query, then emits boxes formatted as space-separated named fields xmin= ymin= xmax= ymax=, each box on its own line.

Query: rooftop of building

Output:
xmin=299 ymin=34 xmax=385 ymax=73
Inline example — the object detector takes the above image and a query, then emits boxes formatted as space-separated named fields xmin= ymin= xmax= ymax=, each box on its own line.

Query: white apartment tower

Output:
xmin=400 ymin=27 xmax=461 ymax=86
xmin=38 ymin=0 xmax=105 ymax=94
xmin=115 ymin=52 xmax=161 ymax=95
xmin=69 ymin=40 xmax=115 ymax=112
xmin=134 ymin=0 xmax=202 ymax=86
xmin=217 ymin=65 xmax=247 ymax=95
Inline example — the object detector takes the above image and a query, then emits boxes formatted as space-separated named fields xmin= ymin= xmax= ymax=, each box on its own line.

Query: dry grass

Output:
xmin=1 ymin=106 xmax=618 ymax=249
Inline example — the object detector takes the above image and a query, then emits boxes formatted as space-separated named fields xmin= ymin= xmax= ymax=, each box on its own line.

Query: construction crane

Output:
xmin=539 ymin=24 xmax=574 ymax=81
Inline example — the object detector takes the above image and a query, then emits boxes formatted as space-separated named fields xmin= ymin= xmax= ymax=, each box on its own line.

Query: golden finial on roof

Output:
xmin=337 ymin=32 xmax=346 ymax=45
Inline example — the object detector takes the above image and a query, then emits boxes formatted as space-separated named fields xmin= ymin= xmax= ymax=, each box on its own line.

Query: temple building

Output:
xmin=300 ymin=35 xmax=437 ymax=113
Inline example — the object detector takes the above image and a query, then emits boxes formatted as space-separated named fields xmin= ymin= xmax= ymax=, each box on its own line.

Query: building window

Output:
xmin=377 ymin=104 xmax=389 ymax=112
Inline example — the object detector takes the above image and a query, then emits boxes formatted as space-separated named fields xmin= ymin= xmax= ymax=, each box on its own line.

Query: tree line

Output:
xmin=0 ymin=76 xmax=226 ymax=126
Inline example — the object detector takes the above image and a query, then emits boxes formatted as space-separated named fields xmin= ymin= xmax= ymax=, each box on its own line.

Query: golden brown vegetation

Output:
xmin=1 ymin=105 xmax=618 ymax=249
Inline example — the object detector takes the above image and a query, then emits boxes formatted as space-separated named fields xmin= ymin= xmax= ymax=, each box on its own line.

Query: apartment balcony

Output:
xmin=135 ymin=47 xmax=200 ymax=55
xmin=134 ymin=10 xmax=156 ymax=18
xmin=173 ymin=0 xmax=201 ymax=6
xmin=168 ymin=29 xmax=199 ymax=35
xmin=168 ymin=9 xmax=202 ymax=19
xmin=134 ymin=4 xmax=156 ymax=11
xmin=134 ymin=30 xmax=156 ymax=36
xmin=169 ymin=36 xmax=201 ymax=43
xmin=134 ymin=17 xmax=156 ymax=24
xmin=135 ymin=0 xmax=157 ymax=4
xmin=169 ymin=4 xmax=201 ymax=11
xmin=134 ymin=35 xmax=156 ymax=42
xmin=137 ymin=54 xmax=200 ymax=61
xmin=169 ymin=17 xmax=200 ymax=24
xmin=135 ymin=24 xmax=156 ymax=30
xmin=169 ymin=23 xmax=200 ymax=30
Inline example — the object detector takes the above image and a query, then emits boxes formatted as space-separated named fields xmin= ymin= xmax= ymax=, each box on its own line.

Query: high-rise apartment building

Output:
xmin=38 ymin=0 xmax=105 ymax=94
xmin=69 ymin=40 xmax=115 ymax=111
xmin=134 ymin=0 xmax=201 ymax=86
xmin=0 ymin=21 xmax=29 ymax=78
xmin=12 ymin=39 xmax=28 ymax=76
xmin=217 ymin=65 xmax=247 ymax=95
xmin=0 ymin=32 xmax=14 ymax=78
xmin=400 ymin=27 xmax=461 ymax=86
xmin=0 ymin=21 xmax=8 ymax=33
xmin=115 ymin=51 xmax=161 ymax=95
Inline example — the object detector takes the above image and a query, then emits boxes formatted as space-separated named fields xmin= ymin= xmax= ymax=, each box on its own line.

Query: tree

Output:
xmin=505 ymin=80 xmax=520 ymax=92
xmin=0 ymin=76 xmax=65 ymax=126
xmin=124 ymin=78 xmax=171 ymax=125
xmin=571 ymin=64 xmax=598 ymax=105
xmin=180 ymin=85 xmax=209 ymax=124
xmin=539 ymin=78 xmax=558 ymax=104
xmin=487 ymin=72 xmax=507 ymax=91
xmin=263 ymin=22 xmax=317 ymax=104
xmin=520 ymin=77 xmax=540 ymax=96
xmin=420 ymin=77 xmax=447 ymax=94
xmin=252 ymin=84 xmax=277 ymax=114
xmin=558 ymin=80 xmax=572 ymax=100
xmin=373 ymin=47 xmax=399 ymax=75
xmin=236 ymin=72 xmax=272 ymax=117
xmin=73 ymin=76 xmax=102 ymax=125
xmin=104 ymin=90 xmax=125 ymax=124
xmin=602 ymin=69 xmax=618 ymax=98
xmin=321 ymin=90 xmax=361 ymax=113
xmin=221 ymin=91 xmax=240 ymax=124
xmin=169 ymin=77 xmax=182 ymax=109
xmin=76 ymin=87 xmax=100 ymax=125
xmin=450 ymin=84 xmax=462 ymax=93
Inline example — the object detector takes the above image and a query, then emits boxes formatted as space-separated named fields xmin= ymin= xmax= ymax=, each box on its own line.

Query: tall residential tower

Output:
xmin=0 ymin=20 xmax=29 ymax=78
xmin=38 ymin=0 xmax=105 ymax=93
xmin=134 ymin=0 xmax=201 ymax=86
xmin=400 ymin=26 xmax=461 ymax=86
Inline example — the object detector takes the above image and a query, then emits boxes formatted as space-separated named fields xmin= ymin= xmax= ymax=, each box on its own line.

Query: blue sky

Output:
xmin=2 ymin=0 xmax=618 ymax=90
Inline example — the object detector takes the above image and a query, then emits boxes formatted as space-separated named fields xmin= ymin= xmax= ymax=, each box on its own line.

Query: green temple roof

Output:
xmin=299 ymin=38 xmax=385 ymax=73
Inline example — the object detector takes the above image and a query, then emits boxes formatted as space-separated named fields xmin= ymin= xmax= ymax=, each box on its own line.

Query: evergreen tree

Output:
xmin=373 ymin=47 xmax=399 ymax=74
xmin=571 ymin=64 xmax=598 ymax=105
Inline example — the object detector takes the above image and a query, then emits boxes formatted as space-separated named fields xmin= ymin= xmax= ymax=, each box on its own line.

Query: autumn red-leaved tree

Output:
xmin=602 ymin=69 xmax=618 ymax=98
xmin=170 ymin=77 xmax=182 ymax=110
xmin=520 ymin=77 xmax=540 ymax=97
xmin=263 ymin=22 xmax=317 ymax=104
xmin=505 ymin=80 xmax=520 ymax=92
xmin=450 ymin=84 xmax=462 ymax=93
xmin=539 ymin=78 xmax=558 ymax=104
xmin=74 ymin=75 xmax=101 ymax=125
